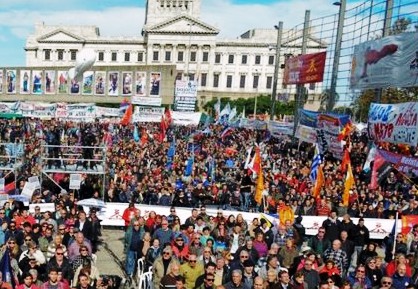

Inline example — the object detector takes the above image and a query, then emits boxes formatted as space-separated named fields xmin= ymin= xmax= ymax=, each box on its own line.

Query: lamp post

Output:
xmin=328 ymin=0 xmax=346 ymax=112
xmin=270 ymin=21 xmax=283 ymax=120
xmin=185 ymin=23 xmax=194 ymax=81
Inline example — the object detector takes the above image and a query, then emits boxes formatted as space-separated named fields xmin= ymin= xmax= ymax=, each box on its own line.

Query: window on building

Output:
xmin=266 ymin=76 xmax=273 ymax=89
xmin=153 ymin=51 xmax=159 ymax=61
xmin=215 ymin=53 xmax=221 ymax=64
xmin=255 ymin=55 xmax=261 ymax=65
xmin=228 ymin=54 xmax=234 ymax=64
xmin=111 ymin=52 xmax=117 ymax=61
xmin=201 ymin=73 xmax=207 ymax=87
xmin=165 ymin=51 xmax=171 ymax=61
xmin=44 ymin=50 xmax=51 ymax=60
xmin=189 ymin=74 xmax=195 ymax=81
xmin=98 ymin=52 xmax=104 ymax=61
xmin=178 ymin=51 xmax=184 ymax=62
xmin=240 ymin=75 xmax=246 ymax=88
xmin=268 ymin=55 xmax=275 ymax=65
xmin=226 ymin=75 xmax=233 ymax=88
xmin=57 ymin=50 xmax=64 ymax=61
xmin=253 ymin=75 xmax=259 ymax=88
xmin=202 ymin=52 xmax=209 ymax=62
xmin=124 ymin=52 xmax=130 ymax=62
xmin=241 ymin=55 xmax=248 ymax=64
xmin=213 ymin=74 xmax=219 ymax=88
xmin=190 ymin=51 xmax=197 ymax=62
xmin=137 ymin=52 xmax=144 ymax=62
xmin=70 ymin=50 xmax=77 ymax=61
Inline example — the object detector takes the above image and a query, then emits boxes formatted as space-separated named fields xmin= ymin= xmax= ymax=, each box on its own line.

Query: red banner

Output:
xmin=283 ymin=51 xmax=326 ymax=85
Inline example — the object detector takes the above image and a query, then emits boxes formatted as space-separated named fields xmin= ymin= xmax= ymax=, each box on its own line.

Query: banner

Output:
xmin=317 ymin=114 xmax=343 ymax=159
xmin=175 ymin=80 xmax=197 ymax=112
xmin=296 ymin=125 xmax=318 ymax=144
xmin=66 ymin=103 xmax=96 ymax=119
xmin=171 ymin=111 xmax=202 ymax=126
xmin=368 ymin=102 xmax=418 ymax=146
xmin=133 ymin=106 xmax=164 ymax=123
xmin=376 ymin=148 xmax=418 ymax=177
xmin=299 ymin=109 xmax=319 ymax=128
xmin=268 ymin=121 xmax=293 ymax=136
xmin=351 ymin=32 xmax=418 ymax=89
xmin=20 ymin=102 xmax=56 ymax=118
xmin=283 ymin=52 xmax=326 ymax=85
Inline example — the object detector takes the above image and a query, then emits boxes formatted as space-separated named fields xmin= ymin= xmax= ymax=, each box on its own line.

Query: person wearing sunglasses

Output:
xmin=346 ymin=265 xmax=372 ymax=289
xmin=152 ymin=247 xmax=180 ymax=289
xmin=47 ymin=246 xmax=73 ymax=283
xmin=378 ymin=276 xmax=394 ymax=289
xmin=180 ymin=253 xmax=204 ymax=289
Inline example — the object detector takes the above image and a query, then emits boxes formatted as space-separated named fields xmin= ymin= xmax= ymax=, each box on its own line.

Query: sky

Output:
xmin=0 ymin=0 xmax=348 ymax=67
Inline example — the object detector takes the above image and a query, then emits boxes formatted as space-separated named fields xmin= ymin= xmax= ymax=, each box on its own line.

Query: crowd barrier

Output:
xmin=27 ymin=202 xmax=399 ymax=239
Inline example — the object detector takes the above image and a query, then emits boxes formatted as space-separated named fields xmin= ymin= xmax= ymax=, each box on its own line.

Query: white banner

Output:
xmin=28 ymin=176 xmax=41 ymax=190
xmin=296 ymin=125 xmax=318 ymax=144
xmin=0 ymin=178 xmax=4 ymax=192
xmin=368 ymin=102 xmax=418 ymax=146
xmin=351 ymin=32 xmax=418 ymax=90
xmin=69 ymin=174 xmax=82 ymax=190
xmin=21 ymin=103 xmax=56 ymax=118
xmin=133 ymin=106 xmax=164 ymax=123
xmin=95 ymin=107 xmax=120 ymax=118
xmin=131 ymin=96 xmax=162 ymax=106
xmin=175 ymin=80 xmax=198 ymax=98
xmin=317 ymin=114 xmax=343 ymax=159
xmin=66 ymin=103 xmax=96 ymax=119
xmin=171 ymin=111 xmax=202 ymax=126
xmin=0 ymin=102 xmax=19 ymax=113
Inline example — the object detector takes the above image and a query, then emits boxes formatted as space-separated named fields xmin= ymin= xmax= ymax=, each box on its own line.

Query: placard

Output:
xmin=69 ymin=174 xmax=82 ymax=190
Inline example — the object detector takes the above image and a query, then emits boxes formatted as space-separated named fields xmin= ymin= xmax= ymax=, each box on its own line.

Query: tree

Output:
xmin=319 ymin=89 xmax=339 ymax=112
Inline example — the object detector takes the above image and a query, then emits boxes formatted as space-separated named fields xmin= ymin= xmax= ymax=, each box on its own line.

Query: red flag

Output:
xmin=120 ymin=104 xmax=133 ymax=126
xmin=249 ymin=147 xmax=261 ymax=175
xmin=337 ymin=121 xmax=354 ymax=141
xmin=159 ymin=115 xmax=168 ymax=142
xmin=402 ymin=215 xmax=418 ymax=235
xmin=340 ymin=149 xmax=350 ymax=173
xmin=312 ymin=164 xmax=324 ymax=198
xmin=164 ymin=107 xmax=172 ymax=127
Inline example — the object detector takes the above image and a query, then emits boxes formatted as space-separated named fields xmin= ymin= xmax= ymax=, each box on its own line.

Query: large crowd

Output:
xmin=0 ymin=117 xmax=417 ymax=289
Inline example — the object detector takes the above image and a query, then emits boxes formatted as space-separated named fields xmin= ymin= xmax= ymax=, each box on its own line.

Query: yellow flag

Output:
xmin=343 ymin=163 xmax=354 ymax=206
xmin=313 ymin=164 xmax=324 ymax=198
xmin=255 ymin=167 xmax=264 ymax=205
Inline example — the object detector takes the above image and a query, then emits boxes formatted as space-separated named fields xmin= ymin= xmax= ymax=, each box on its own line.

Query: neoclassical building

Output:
xmin=23 ymin=0 xmax=326 ymax=109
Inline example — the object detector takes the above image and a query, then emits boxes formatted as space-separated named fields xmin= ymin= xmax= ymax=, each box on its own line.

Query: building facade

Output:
xmin=23 ymin=0 xmax=326 ymax=110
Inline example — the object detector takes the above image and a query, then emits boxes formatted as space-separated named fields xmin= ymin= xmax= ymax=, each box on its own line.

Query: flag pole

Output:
xmin=392 ymin=212 xmax=398 ymax=256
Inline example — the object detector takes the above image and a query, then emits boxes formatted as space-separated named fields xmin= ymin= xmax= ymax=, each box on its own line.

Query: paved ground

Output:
xmin=95 ymin=227 xmax=134 ymax=289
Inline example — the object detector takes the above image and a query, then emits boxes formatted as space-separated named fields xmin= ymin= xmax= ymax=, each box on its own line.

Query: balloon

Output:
xmin=68 ymin=48 xmax=96 ymax=82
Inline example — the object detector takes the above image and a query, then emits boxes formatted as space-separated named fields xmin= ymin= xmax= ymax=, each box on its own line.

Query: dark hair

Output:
xmin=175 ymin=275 xmax=185 ymax=283
xmin=205 ymin=262 xmax=216 ymax=269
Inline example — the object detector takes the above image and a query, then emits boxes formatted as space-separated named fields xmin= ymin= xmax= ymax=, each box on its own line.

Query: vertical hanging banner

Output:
xmin=316 ymin=114 xmax=344 ymax=159
xmin=350 ymin=32 xmax=418 ymax=89
xmin=368 ymin=102 xmax=418 ymax=146
xmin=131 ymin=71 xmax=161 ymax=106
xmin=174 ymin=80 xmax=197 ymax=111
xmin=283 ymin=52 xmax=327 ymax=85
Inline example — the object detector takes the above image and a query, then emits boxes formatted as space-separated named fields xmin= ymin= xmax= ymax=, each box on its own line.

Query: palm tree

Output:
xmin=319 ymin=89 xmax=339 ymax=112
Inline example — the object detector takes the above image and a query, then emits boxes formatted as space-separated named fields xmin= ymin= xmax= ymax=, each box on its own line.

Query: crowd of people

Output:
xmin=0 ymin=117 xmax=417 ymax=289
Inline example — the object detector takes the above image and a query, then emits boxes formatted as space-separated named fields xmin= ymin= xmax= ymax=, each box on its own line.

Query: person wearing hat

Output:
xmin=242 ymin=259 xmax=257 ymax=288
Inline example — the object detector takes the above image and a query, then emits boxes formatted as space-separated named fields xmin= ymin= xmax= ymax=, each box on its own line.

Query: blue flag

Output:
xmin=133 ymin=125 xmax=140 ymax=142
xmin=185 ymin=156 xmax=194 ymax=176
xmin=166 ymin=138 xmax=176 ymax=170
xmin=0 ymin=249 xmax=15 ymax=287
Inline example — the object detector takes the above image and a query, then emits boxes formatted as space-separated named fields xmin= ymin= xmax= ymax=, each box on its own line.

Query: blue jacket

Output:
xmin=392 ymin=273 xmax=413 ymax=289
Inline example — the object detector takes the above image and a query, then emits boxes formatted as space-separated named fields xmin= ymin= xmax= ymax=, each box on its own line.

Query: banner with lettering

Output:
xmin=377 ymin=149 xmax=418 ymax=177
xmin=133 ymin=106 xmax=164 ymax=123
xmin=317 ymin=114 xmax=343 ymax=159
xmin=368 ymin=102 xmax=418 ymax=146
xmin=296 ymin=125 xmax=317 ymax=144
xmin=20 ymin=103 xmax=56 ymax=118
xmin=283 ymin=52 xmax=326 ymax=85
xmin=268 ymin=121 xmax=293 ymax=136
xmin=299 ymin=109 xmax=319 ymax=128
xmin=66 ymin=103 xmax=96 ymax=119
xmin=350 ymin=32 xmax=418 ymax=90
xmin=174 ymin=80 xmax=197 ymax=112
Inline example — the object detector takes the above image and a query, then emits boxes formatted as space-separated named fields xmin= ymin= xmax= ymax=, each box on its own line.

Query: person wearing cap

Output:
xmin=242 ymin=259 xmax=257 ymax=288
xmin=152 ymin=247 xmax=180 ymax=289
xmin=171 ymin=235 xmax=190 ymax=264
xmin=180 ymin=253 xmax=204 ymax=289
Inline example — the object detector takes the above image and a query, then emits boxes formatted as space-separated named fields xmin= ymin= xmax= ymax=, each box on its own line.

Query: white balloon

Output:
xmin=68 ymin=48 xmax=96 ymax=82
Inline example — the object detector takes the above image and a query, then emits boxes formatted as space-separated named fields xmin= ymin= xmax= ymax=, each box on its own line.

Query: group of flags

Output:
xmin=309 ymin=122 xmax=356 ymax=206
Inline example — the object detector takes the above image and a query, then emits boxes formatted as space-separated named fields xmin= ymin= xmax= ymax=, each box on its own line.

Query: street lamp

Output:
xmin=328 ymin=0 xmax=346 ymax=112
xmin=185 ymin=23 xmax=195 ymax=81
xmin=270 ymin=21 xmax=283 ymax=120
xmin=253 ymin=70 xmax=259 ymax=119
